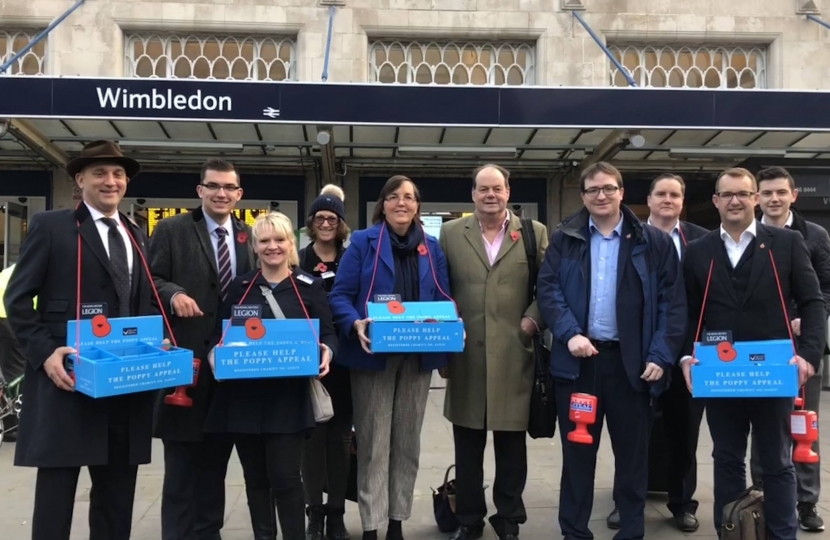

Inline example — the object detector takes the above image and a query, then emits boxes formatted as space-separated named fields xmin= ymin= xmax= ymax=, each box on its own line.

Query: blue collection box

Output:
xmin=691 ymin=338 xmax=798 ymax=398
xmin=66 ymin=314 xmax=194 ymax=398
xmin=367 ymin=300 xmax=465 ymax=353
xmin=214 ymin=317 xmax=320 ymax=380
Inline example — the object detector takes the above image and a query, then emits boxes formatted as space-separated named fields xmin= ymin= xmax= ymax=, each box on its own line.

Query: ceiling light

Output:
xmin=316 ymin=130 xmax=331 ymax=146
xmin=668 ymin=147 xmax=787 ymax=159
xmin=628 ymin=134 xmax=646 ymax=148
xmin=397 ymin=146 xmax=518 ymax=158
xmin=118 ymin=140 xmax=243 ymax=151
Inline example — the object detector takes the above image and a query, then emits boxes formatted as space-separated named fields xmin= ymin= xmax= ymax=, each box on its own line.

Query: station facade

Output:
xmin=2 ymin=0 xmax=830 ymax=266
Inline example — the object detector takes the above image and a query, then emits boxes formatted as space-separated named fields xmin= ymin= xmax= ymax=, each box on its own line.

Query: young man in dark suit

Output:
xmin=607 ymin=173 xmax=709 ymax=532
xmin=149 ymin=158 xmax=260 ymax=540
xmin=749 ymin=166 xmax=830 ymax=532
xmin=4 ymin=140 xmax=158 ymax=540
xmin=537 ymin=162 xmax=687 ymax=540
xmin=680 ymin=167 xmax=826 ymax=540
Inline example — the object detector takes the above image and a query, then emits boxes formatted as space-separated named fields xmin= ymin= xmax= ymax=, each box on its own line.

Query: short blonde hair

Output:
xmin=252 ymin=211 xmax=299 ymax=268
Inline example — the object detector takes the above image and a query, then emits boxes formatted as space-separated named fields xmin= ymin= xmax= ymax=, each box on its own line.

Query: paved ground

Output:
xmin=2 ymin=375 xmax=830 ymax=539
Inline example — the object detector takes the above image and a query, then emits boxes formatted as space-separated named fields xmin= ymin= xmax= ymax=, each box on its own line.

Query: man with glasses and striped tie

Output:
xmin=149 ymin=158 xmax=260 ymax=540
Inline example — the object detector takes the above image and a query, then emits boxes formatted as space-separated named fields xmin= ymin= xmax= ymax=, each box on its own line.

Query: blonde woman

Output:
xmin=205 ymin=212 xmax=337 ymax=540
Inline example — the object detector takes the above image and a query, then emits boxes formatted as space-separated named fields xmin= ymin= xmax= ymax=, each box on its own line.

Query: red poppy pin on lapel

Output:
xmin=315 ymin=262 xmax=328 ymax=273
xmin=418 ymin=244 xmax=427 ymax=256
xmin=510 ymin=231 xmax=520 ymax=242
xmin=237 ymin=231 xmax=248 ymax=244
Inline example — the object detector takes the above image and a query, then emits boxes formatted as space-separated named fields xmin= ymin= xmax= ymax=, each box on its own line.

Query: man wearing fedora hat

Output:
xmin=4 ymin=140 xmax=159 ymax=540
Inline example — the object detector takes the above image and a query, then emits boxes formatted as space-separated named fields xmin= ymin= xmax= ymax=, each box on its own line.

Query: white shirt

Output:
xmin=203 ymin=212 xmax=237 ymax=278
xmin=647 ymin=217 xmax=682 ymax=258
xmin=760 ymin=211 xmax=794 ymax=229
xmin=719 ymin=220 xmax=757 ymax=267
xmin=84 ymin=202 xmax=133 ymax=273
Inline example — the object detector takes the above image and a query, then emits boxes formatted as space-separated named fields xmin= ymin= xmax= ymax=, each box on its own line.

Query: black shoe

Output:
xmin=361 ymin=531 xmax=377 ymax=540
xmin=449 ymin=526 xmax=484 ymax=540
xmin=325 ymin=506 xmax=350 ymax=540
xmin=606 ymin=507 xmax=620 ymax=530
xmin=306 ymin=505 xmax=326 ymax=540
xmin=673 ymin=512 xmax=699 ymax=532
xmin=386 ymin=519 xmax=403 ymax=540
xmin=798 ymin=502 xmax=826 ymax=532
xmin=498 ymin=535 xmax=518 ymax=540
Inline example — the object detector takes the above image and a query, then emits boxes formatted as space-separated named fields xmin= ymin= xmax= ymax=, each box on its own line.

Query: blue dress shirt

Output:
xmin=587 ymin=215 xmax=623 ymax=341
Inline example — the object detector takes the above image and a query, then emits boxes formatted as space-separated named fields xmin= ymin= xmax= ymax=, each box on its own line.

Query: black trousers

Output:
xmin=161 ymin=434 xmax=234 ymax=540
xmin=0 ymin=318 xmax=26 ymax=382
xmin=236 ymin=432 xmax=307 ymax=540
xmin=706 ymin=397 xmax=797 ymax=540
xmin=452 ymin=424 xmax=528 ymax=537
xmin=555 ymin=347 xmax=652 ymax=540
xmin=658 ymin=365 xmax=705 ymax=516
xmin=32 ymin=421 xmax=137 ymax=540
xmin=302 ymin=366 xmax=354 ymax=509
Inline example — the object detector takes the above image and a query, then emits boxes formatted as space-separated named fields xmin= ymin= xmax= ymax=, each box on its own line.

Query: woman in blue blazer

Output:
xmin=329 ymin=175 xmax=452 ymax=540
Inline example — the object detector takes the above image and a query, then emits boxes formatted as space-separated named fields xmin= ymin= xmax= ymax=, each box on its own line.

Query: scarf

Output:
xmin=387 ymin=223 xmax=422 ymax=302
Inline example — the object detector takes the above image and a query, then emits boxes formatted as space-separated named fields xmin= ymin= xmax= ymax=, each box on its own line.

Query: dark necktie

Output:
xmin=216 ymin=227 xmax=233 ymax=300
xmin=101 ymin=218 xmax=131 ymax=317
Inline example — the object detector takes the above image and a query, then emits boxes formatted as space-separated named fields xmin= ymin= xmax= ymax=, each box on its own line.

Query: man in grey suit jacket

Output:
xmin=149 ymin=158 xmax=260 ymax=540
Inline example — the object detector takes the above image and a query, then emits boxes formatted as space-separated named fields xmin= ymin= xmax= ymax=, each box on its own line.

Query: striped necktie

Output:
xmin=216 ymin=227 xmax=233 ymax=299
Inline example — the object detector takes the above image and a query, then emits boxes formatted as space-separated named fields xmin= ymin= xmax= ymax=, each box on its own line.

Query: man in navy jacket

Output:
xmin=537 ymin=162 xmax=687 ymax=540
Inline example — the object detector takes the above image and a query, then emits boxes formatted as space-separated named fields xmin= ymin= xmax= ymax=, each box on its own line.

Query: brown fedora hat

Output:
xmin=66 ymin=140 xmax=141 ymax=179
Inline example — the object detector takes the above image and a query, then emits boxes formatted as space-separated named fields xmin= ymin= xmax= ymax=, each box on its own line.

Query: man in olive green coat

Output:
xmin=440 ymin=164 xmax=548 ymax=540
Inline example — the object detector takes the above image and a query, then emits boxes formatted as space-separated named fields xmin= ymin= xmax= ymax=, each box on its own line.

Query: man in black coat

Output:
xmin=749 ymin=166 xmax=830 ymax=532
xmin=681 ymin=167 xmax=826 ymax=540
xmin=607 ymin=173 xmax=709 ymax=532
xmin=149 ymin=158 xmax=260 ymax=540
xmin=4 ymin=140 xmax=158 ymax=540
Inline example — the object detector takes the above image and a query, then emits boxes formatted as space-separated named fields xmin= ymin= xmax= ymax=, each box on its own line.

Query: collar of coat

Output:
xmin=557 ymin=204 xmax=646 ymax=243
xmin=754 ymin=206 xmax=810 ymax=238
xmin=191 ymin=205 xmax=247 ymax=232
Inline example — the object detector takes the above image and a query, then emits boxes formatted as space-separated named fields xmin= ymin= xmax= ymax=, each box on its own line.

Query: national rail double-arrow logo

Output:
xmin=262 ymin=107 xmax=280 ymax=118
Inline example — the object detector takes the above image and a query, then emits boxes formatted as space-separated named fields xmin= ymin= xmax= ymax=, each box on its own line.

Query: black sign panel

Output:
xmin=1 ymin=76 xmax=830 ymax=131
xmin=790 ymin=176 xmax=830 ymax=198
xmin=51 ymin=78 xmax=281 ymax=122
xmin=498 ymin=87 xmax=715 ymax=128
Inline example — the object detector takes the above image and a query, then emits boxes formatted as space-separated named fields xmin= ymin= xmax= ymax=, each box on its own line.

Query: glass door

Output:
xmin=4 ymin=202 xmax=27 ymax=268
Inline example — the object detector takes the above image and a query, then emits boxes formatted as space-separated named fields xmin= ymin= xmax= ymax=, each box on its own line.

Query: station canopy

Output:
xmin=2 ymin=76 xmax=830 ymax=175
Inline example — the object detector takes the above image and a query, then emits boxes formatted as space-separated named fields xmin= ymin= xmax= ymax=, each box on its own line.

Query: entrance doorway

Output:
xmin=364 ymin=202 xmax=539 ymax=236
xmin=0 ymin=197 xmax=47 ymax=269
xmin=120 ymin=198 xmax=300 ymax=237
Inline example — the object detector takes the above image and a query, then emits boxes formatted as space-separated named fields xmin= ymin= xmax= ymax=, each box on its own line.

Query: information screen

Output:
xmin=146 ymin=208 xmax=270 ymax=236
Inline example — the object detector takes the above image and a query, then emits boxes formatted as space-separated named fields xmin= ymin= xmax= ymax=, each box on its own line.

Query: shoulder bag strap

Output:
xmin=520 ymin=218 xmax=538 ymax=305
xmin=259 ymin=285 xmax=287 ymax=320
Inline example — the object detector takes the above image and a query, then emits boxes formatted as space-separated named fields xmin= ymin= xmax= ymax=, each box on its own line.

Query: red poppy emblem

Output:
xmin=511 ymin=231 xmax=520 ymax=242
xmin=315 ymin=262 xmax=328 ymax=273
xmin=417 ymin=244 xmax=427 ymax=256
xmin=237 ymin=231 xmax=248 ymax=244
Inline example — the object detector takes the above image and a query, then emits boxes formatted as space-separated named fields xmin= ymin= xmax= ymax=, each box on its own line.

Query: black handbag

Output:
xmin=520 ymin=218 xmax=557 ymax=439
xmin=431 ymin=464 xmax=460 ymax=532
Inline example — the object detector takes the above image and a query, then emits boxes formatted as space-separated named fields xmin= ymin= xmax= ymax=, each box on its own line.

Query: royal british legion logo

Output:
xmin=571 ymin=397 xmax=593 ymax=413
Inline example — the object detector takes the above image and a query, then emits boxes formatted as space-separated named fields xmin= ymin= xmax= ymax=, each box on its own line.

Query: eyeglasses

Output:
xmin=716 ymin=191 xmax=755 ymax=201
xmin=200 ymin=183 xmax=241 ymax=193
xmin=385 ymin=194 xmax=418 ymax=204
xmin=313 ymin=215 xmax=339 ymax=225
xmin=583 ymin=185 xmax=620 ymax=197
